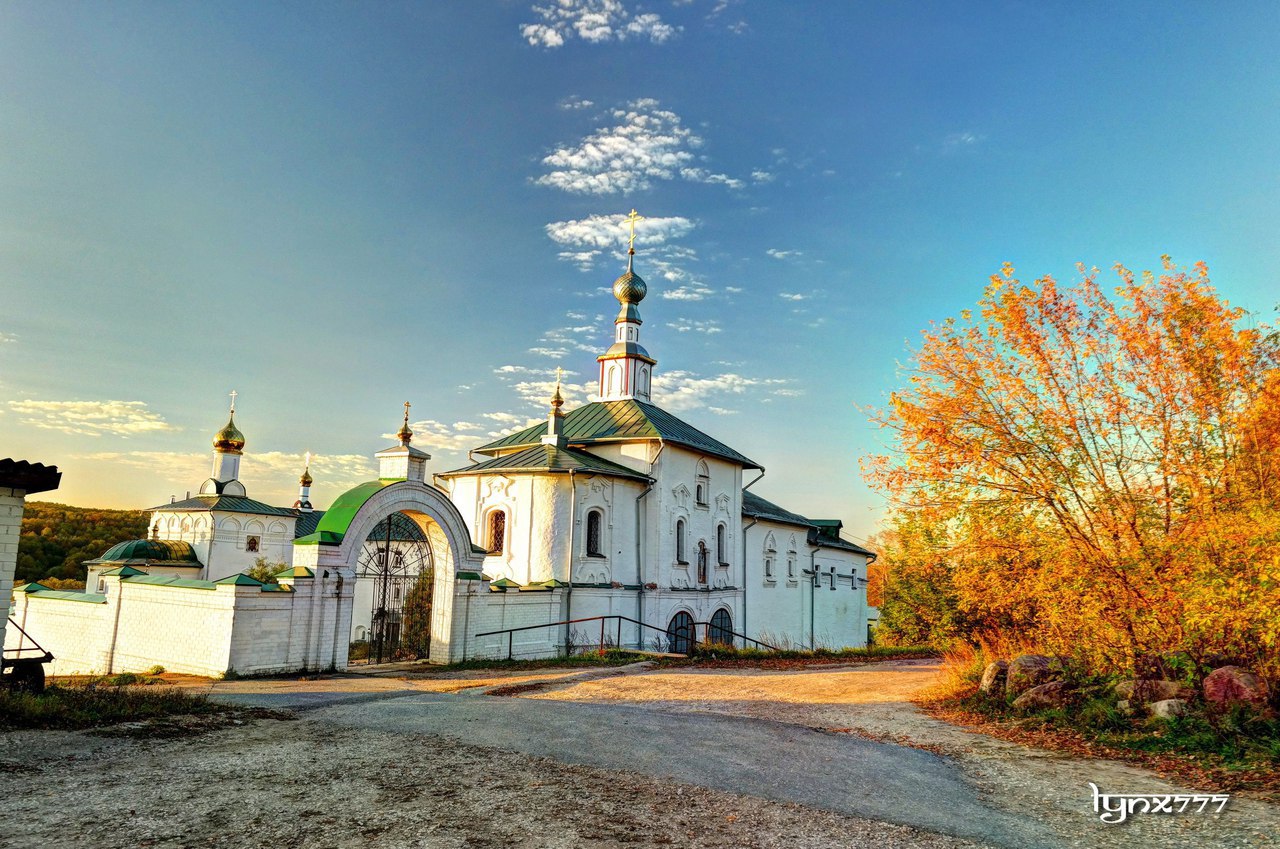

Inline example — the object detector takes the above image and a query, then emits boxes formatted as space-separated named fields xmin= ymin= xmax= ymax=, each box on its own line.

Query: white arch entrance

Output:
xmin=291 ymin=478 xmax=486 ymax=667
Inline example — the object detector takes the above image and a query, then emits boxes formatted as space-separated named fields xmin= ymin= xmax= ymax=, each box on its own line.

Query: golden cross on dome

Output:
xmin=624 ymin=209 xmax=644 ymax=252
xmin=555 ymin=366 xmax=564 ymax=387
xmin=229 ymin=390 xmax=237 ymax=413
xmin=403 ymin=400 xmax=411 ymax=425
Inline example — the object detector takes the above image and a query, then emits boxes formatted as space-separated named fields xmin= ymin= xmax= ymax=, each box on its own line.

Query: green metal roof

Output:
xmin=475 ymin=400 xmax=761 ymax=470
xmin=215 ymin=573 xmax=264 ymax=586
xmin=99 ymin=565 xmax=147 ymax=578
xmin=149 ymin=495 xmax=296 ymax=517
xmin=22 ymin=586 xmax=106 ymax=603
xmin=293 ymin=510 xmax=325 ymax=538
xmin=742 ymin=491 xmax=813 ymax=528
xmin=122 ymin=574 xmax=217 ymax=590
xmin=742 ymin=492 xmax=876 ymax=557
xmin=441 ymin=444 xmax=651 ymax=481
xmin=85 ymin=539 xmax=202 ymax=567
xmin=305 ymin=480 xmax=397 ymax=546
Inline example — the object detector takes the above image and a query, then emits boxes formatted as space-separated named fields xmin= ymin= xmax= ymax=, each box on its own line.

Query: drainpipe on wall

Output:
xmin=809 ymin=544 xmax=818 ymax=650
xmin=740 ymin=469 xmax=764 ymax=644
xmin=635 ymin=439 xmax=664 ymax=649
xmin=563 ymin=468 xmax=577 ymax=655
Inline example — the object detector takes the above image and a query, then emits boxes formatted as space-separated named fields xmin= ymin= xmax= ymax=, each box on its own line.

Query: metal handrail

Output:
xmin=475 ymin=614 xmax=778 ymax=660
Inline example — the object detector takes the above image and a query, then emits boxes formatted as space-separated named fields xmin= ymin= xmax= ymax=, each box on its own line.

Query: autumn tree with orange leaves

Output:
xmin=865 ymin=259 xmax=1280 ymax=677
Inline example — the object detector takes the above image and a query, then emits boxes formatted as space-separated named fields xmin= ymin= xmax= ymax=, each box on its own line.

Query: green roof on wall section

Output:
xmin=474 ymin=400 xmax=761 ymax=470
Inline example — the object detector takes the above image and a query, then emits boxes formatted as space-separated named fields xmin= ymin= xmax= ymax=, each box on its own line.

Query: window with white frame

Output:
xmin=695 ymin=460 xmax=709 ymax=507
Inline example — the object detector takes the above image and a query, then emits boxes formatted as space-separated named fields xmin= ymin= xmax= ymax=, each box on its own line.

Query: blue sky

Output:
xmin=3 ymin=1 xmax=1278 ymax=539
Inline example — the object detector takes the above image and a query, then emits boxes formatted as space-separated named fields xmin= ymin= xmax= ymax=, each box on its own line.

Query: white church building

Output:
xmin=7 ymin=244 xmax=876 ymax=676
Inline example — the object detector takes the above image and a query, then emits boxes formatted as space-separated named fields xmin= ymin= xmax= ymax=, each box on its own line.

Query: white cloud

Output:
xmin=662 ymin=285 xmax=714 ymax=301
xmin=522 ymin=1 xmax=680 ymax=49
xmin=778 ymin=292 xmax=809 ymax=301
xmin=9 ymin=400 xmax=175 ymax=437
xmin=536 ymin=100 xmax=739 ymax=195
xmin=766 ymin=248 xmax=802 ymax=260
xmin=385 ymin=421 xmax=492 ymax=453
xmin=651 ymin=370 xmax=791 ymax=412
xmin=668 ymin=318 xmax=722 ymax=334
xmin=79 ymin=450 xmax=376 ymax=498
xmin=0 ymin=332 xmax=16 ymax=344
xmin=559 ymin=96 xmax=595 ymax=110
xmin=750 ymin=169 xmax=774 ymax=183
xmin=546 ymin=213 xmax=694 ymax=254
xmin=943 ymin=131 xmax=986 ymax=149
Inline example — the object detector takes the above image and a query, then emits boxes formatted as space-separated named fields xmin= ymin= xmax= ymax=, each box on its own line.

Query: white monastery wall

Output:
xmin=0 ymin=487 xmax=25 ymax=633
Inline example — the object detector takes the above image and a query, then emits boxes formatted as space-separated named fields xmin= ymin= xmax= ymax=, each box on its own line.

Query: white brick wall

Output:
xmin=0 ymin=488 xmax=28 ymax=646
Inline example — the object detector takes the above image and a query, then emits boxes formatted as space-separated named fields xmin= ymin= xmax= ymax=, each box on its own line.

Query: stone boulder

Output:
xmin=979 ymin=660 xmax=1009 ymax=696
xmin=1007 ymin=654 xmax=1054 ymax=697
xmin=1012 ymin=680 xmax=1074 ymax=712
xmin=1149 ymin=698 xmax=1189 ymax=719
xmin=1204 ymin=666 xmax=1270 ymax=708
xmin=1114 ymin=679 xmax=1191 ymax=704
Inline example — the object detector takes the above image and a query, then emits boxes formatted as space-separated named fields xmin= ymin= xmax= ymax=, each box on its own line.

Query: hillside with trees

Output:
xmin=15 ymin=502 xmax=148 ymax=585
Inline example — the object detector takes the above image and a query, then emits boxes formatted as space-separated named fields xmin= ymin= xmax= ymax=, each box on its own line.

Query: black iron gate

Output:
xmin=358 ymin=513 xmax=433 ymax=663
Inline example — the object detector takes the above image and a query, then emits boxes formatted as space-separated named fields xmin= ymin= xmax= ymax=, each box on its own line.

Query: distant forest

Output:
xmin=15 ymin=502 xmax=148 ymax=585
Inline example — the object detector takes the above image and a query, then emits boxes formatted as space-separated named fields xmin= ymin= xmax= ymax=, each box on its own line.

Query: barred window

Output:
xmin=487 ymin=510 xmax=506 ymax=555
xmin=586 ymin=509 xmax=604 ymax=557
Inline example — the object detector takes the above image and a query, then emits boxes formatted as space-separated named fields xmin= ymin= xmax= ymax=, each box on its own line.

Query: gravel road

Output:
xmin=4 ymin=659 xmax=1276 ymax=849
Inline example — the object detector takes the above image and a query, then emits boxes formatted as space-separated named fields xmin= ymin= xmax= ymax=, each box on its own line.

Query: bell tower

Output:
xmin=597 ymin=210 xmax=656 ymax=403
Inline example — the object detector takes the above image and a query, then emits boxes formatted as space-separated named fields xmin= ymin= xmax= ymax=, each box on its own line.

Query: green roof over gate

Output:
xmin=298 ymin=480 xmax=397 ymax=547
xmin=474 ymin=399 xmax=761 ymax=470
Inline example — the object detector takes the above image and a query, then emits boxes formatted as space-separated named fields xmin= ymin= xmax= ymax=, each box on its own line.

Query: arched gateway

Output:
xmin=291 ymin=411 xmax=486 ymax=668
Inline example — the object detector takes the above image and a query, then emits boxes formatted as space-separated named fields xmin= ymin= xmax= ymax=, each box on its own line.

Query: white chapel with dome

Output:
xmin=8 ymin=227 xmax=876 ymax=674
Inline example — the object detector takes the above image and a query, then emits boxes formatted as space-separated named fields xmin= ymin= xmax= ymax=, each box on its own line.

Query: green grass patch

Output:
xmin=0 ymin=683 xmax=230 ymax=730
xmin=954 ymin=687 xmax=1280 ymax=769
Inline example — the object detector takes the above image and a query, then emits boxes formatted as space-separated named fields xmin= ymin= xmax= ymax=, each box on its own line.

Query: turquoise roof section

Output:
xmin=26 ymin=589 xmax=107 ymax=603
xmin=303 ymin=480 xmax=398 ymax=546
xmin=442 ymin=444 xmax=652 ymax=481
xmin=85 ymin=539 xmax=202 ymax=567
xmin=123 ymin=574 xmax=217 ymax=590
xmin=215 ymin=573 xmax=265 ymax=586
xmin=475 ymin=399 xmax=761 ymax=470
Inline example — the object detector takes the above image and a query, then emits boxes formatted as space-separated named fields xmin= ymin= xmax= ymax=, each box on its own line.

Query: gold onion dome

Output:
xmin=300 ymin=466 xmax=313 ymax=487
xmin=612 ymin=256 xmax=647 ymax=304
xmin=213 ymin=414 xmax=246 ymax=454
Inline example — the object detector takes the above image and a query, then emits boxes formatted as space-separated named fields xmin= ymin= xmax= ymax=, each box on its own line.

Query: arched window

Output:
xmin=695 ymin=460 xmax=709 ymax=506
xmin=709 ymin=608 xmax=733 ymax=646
xmin=764 ymin=533 xmax=777 ymax=581
xmin=675 ymin=518 xmax=687 ymax=563
xmin=667 ymin=611 xmax=695 ymax=654
xmin=787 ymin=538 xmax=798 ymax=581
xmin=716 ymin=524 xmax=727 ymax=565
xmin=487 ymin=510 xmax=506 ymax=555
xmin=586 ymin=509 xmax=604 ymax=557
xmin=697 ymin=541 xmax=709 ymax=584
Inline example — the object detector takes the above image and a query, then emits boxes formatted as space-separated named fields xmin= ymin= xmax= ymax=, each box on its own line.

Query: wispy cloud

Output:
xmin=535 ymin=99 xmax=738 ymax=195
xmin=668 ymin=318 xmax=722 ymax=334
xmin=943 ymin=131 xmax=986 ymax=150
xmin=766 ymin=248 xmax=802 ymax=260
xmin=778 ymin=292 xmax=809 ymax=301
xmin=79 ymin=450 xmax=376 ymax=497
xmin=559 ymin=96 xmax=595 ymax=110
xmin=522 ymin=1 xmax=680 ymax=49
xmin=652 ymin=370 xmax=792 ymax=413
xmin=9 ymin=400 xmax=175 ymax=437
xmin=546 ymin=212 xmax=695 ymax=269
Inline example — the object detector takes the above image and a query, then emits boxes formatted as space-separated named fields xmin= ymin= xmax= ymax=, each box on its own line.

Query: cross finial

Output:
xmin=397 ymin=401 xmax=413 ymax=445
xmin=229 ymin=390 xmax=237 ymax=414
xmin=555 ymin=366 xmax=564 ymax=387
xmin=624 ymin=209 xmax=644 ymax=253
xmin=403 ymin=400 xmax=411 ymax=426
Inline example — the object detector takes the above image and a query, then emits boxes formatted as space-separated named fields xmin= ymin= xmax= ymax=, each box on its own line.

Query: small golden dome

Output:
xmin=612 ymin=268 xmax=647 ymax=304
xmin=300 ymin=467 xmax=313 ymax=487
xmin=213 ymin=414 xmax=246 ymax=454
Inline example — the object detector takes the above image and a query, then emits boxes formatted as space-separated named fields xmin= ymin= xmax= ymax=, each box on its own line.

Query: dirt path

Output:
xmin=1 ymin=718 xmax=985 ymax=849
xmin=504 ymin=658 xmax=1280 ymax=848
